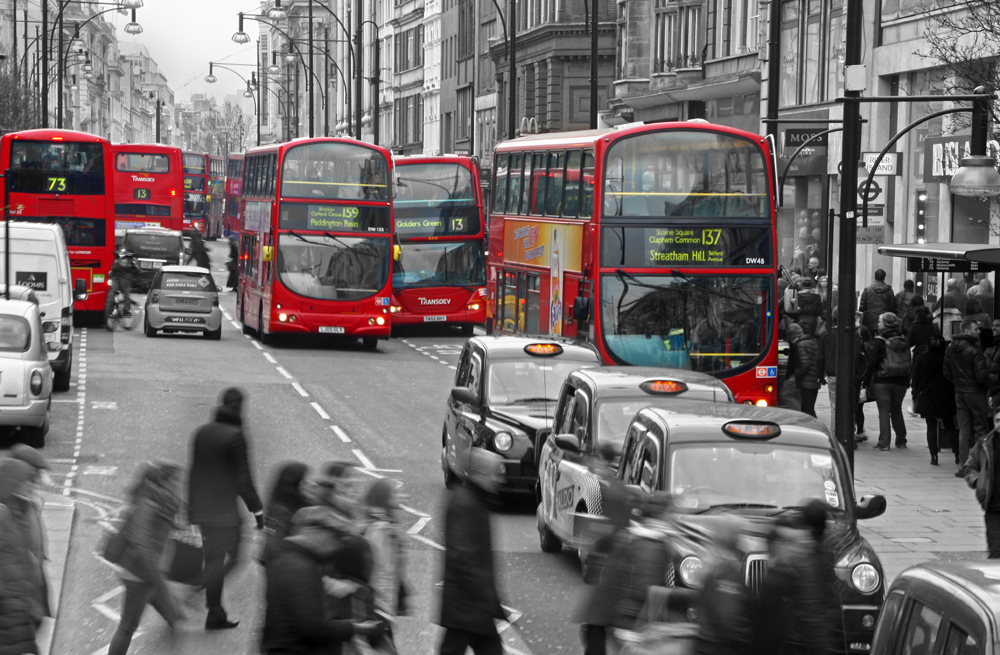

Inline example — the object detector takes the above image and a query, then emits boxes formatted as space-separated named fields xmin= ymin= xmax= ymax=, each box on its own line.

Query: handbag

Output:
xmin=167 ymin=528 xmax=204 ymax=586
xmin=861 ymin=386 xmax=876 ymax=403
xmin=101 ymin=510 xmax=133 ymax=565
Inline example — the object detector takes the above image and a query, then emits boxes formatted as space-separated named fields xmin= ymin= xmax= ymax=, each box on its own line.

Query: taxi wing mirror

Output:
xmin=393 ymin=244 xmax=402 ymax=262
xmin=553 ymin=433 xmax=581 ymax=453
xmin=73 ymin=279 xmax=88 ymax=301
xmin=262 ymin=246 xmax=274 ymax=263
xmin=855 ymin=494 xmax=887 ymax=520
xmin=572 ymin=296 xmax=591 ymax=322
xmin=450 ymin=386 xmax=479 ymax=406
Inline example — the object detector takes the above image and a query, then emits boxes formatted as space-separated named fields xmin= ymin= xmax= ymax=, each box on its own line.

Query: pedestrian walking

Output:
xmin=789 ymin=501 xmax=840 ymax=655
xmin=187 ymin=229 xmax=211 ymax=270
xmin=791 ymin=317 xmax=823 ymax=418
xmin=107 ymin=463 xmax=185 ymax=655
xmin=751 ymin=516 xmax=801 ymax=655
xmin=867 ymin=312 xmax=911 ymax=451
xmin=966 ymin=296 xmax=991 ymax=328
xmin=305 ymin=461 xmax=363 ymax=530
xmin=226 ymin=237 xmax=239 ymax=291
xmin=944 ymin=320 xmax=992 ymax=477
xmin=895 ymin=279 xmax=920 ymax=321
xmin=261 ymin=509 xmax=383 ymax=654
xmin=901 ymin=295 xmax=924 ymax=335
xmin=912 ymin=335 xmax=960 ymax=467
xmin=855 ymin=312 xmax=872 ymax=443
xmin=361 ymin=478 xmax=409 ymax=654
xmin=0 ymin=458 xmax=42 ymax=655
xmin=858 ymin=269 xmax=897 ymax=332
xmin=693 ymin=519 xmax=754 ymax=655
xmin=934 ymin=277 xmax=969 ymax=315
xmin=964 ymin=408 xmax=1000 ymax=558
xmin=906 ymin=306 xmax=937 ymax=362
xmin=9 ymin=444 xmax=51 ymax=622
xmin=260 ymin=462 xmax=311 ymax=568
xmin=796 ymin=279 xmax=823 ymax=319
xmin=438 ymin=449 xmax=507 ymax=655
xmin=187 ymin=387 xmax=264 ymax=630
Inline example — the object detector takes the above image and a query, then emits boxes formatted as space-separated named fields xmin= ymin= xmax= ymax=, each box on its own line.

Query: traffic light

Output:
xmin=915 ymin=191 xmax=927 ymax=244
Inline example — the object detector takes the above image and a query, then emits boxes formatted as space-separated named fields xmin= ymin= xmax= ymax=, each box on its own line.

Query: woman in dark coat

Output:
xmin=912 ymin=335 xmax=959 ymax=466
xmin=906 ymin=306 xmax=938 ymax=362
xmin=260 ymin=462 xmax=310 ymax=567
xmin=0 ymin=459 xmax=42 ymax=655
xmin=791 ymin=317 xmax=823 ymax=418
xmin=225 ymin=238 xmax=239 ymax=291
xmin=107 ymin=462 xmax=185 ymax=655
xmin=187 ymin=229 xmax=211 ymax=270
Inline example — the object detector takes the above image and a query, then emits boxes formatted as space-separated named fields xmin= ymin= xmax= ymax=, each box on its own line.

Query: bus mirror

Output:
xmin=393 ymin=244 xmax=402 ymax=262
xmin=572 ymin=296 xmax=591 ymax=322
xmin=262 ymin=246 xmax=274 ymax=262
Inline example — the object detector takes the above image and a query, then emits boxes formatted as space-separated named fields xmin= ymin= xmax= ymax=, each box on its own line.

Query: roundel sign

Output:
xmin=858 ymin=179 xmax=881 ymax=202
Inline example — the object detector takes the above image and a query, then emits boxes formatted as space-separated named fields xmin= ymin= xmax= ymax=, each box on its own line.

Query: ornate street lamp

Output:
xmin=123 ymin=8 xmax=143 ymax=34
xmin=119 ymin=0 xmax=144 ymax=7
xmin=204 ymin=63 xmax=217 ymax=84
xmin=268 ymin=52 xmax=281 ymax=75
xmin=232 ymin=12 xmax=251 ymax=44
xmin=951 ymin=89 xmax=1000 ymax=198
xmin=268 ymin=0 xmax=289 ymax=20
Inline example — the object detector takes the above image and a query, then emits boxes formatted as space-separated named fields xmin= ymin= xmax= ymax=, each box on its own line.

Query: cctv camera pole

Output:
xmin=3 ymin=171 xmax=10 ymax=300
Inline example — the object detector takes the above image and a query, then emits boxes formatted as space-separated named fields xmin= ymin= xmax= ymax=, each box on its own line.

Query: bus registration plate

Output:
xmin=424 ymin=316 xmax=446 ymax=323
xmin=319 ymin=326 xmax=345 ymax=334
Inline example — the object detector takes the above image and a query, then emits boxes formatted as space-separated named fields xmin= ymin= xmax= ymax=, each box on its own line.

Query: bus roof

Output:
xmin=494 ymin=121 xmax=768 ymax=152
xmin=5 ymin=128 xmax=109 ymax=144
xmin=243 ymin=137 xmax=394 ymax=159
xmin=112 ymin=144 xmax=181 ymax=154
xmin=394 ymin=154 xmax=478 ymax=165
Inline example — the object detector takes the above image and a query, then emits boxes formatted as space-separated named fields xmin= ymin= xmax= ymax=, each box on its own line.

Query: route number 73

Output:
xmin=47 ymin=177 xmax=67 ymax=192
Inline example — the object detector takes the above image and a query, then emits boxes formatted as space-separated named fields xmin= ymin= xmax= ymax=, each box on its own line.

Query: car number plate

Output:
xmin=319 ymin=326 xmax=345 ymax=334
xmin=169 ymin=317 xmax=205 ymax=324
xmin=44 ymin=332 xmax=58 ymax=343
xmin=423 ymin=316 xmax=447 ymax=322
xmin=175 ymin=297 xmax=200 ymax=305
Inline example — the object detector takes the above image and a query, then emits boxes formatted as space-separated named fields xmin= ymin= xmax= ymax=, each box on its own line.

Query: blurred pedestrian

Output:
xmin=906 ymin=306 xmax=937 ymax=362
xmin=9 ymin=444 xmax=51 ymax=621
xmin=866 ymin=312 xmax=911 ymax=451
xmin=966 ymin=296 xmax=991 ymax=328
xmin=912 ymin=335 xmax=959 ymax=467
xmin=225 ymin=237 xmax=239 ymax=292
xmin=361 ymin=478 xmax=409 ymax=654
xmin=187 ymin=387 xmax=264 ymax=630
xmin=791 ymin=316 xmax=823 ymax=418
xmin=902 ymin=295 xmax=926 ymax=336
xmin=933 ymin=295 xmax=965 ymax=341
xmin=261 ymin=508 xmax=383 ymax=654
xmin=796 ymin=279 xmax=823 ymax=319
xmin=944 ymin=320 xmax=992 ymax=477
xmin=895 ymin=279 xmax=920 ymax=321
xmin=934 ymin=277 xmax=969 ymax=314
xmin=855 ymin=311 xmax=872 ymax=442
xmin=858 ymin=269 xmax=896 ymax=331
xmin=964 ymin=408 xmax=1000 ymax=557
xmin=978 ymin=279 xmax=995 ymax=320
xmin=694 ymin=519 xmax=753 ymax=655
xmin=791 ymin=501 xmax=840 ymax=655
xmin=438 ymin=449 xmax=507 ymax=655
xmin=0 ymin=458 xmax=42 ymax=655
xmin=187 ymin=229 xmax=211 ymax=270
xmin=306 ymin=461 xmax=363 ymax=530
xmin=751 ymin=516 xmax=798 ymax=655
xmin=260 ymin=462 xmax=310 ymax=568
xmin=107 ymin=462 xmax=185 ymax=655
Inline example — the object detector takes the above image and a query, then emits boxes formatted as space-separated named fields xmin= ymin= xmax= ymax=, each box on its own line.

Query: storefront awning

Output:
xmin=878 ymin=242 xmax=1000 ymax=265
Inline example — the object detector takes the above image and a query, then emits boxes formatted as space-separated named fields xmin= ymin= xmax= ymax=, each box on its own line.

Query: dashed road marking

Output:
xmin=276 ymin=366 xmax=293 ymax=379
xmin=406 ymin=517 xmax=431 ymax=534
xmin=292 ymin=382 xmax=309 ymax=397
xmin=64 ymin=329 xmax=87 ymax=497
xmin=410 ymin=534 xmax=446 ymax=550
xmin=352 ymin=449 xmax=375 ymax=469
xmin=251 ymin=339 xmax=263 ymax=349
xmin=263 ymin=352 xmax=277 ymax=364
xmin=332 ymin=426 xmax=351 ymax=443
xmin=310 ymin=402 xmax=330 ymax=419
xmin=400 ymin=504 xmax=431 ymax=518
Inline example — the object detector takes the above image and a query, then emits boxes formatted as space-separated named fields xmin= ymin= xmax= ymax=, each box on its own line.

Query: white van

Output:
xmin=0 ymin=223 xmax=87 ymax=391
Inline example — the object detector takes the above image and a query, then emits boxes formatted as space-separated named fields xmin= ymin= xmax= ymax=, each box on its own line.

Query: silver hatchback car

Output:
xmin=144 ymin=265 xmax=222 ymax=340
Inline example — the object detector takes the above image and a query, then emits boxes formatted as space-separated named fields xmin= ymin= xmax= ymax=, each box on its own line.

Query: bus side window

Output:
xmin=580 ymin=151 xmax=595 ymax=218
xmin=530 ymin=153 xmax=548 ymax=215
xmin=546 ymin=152 xmax=565 ymax=216
xmin=562 ymin=151 xmax=582 ymax=217
xmin=492 ymin=154 xmax=509 ymax=214
xmin=520 ymin=154 xmax=533 ymax=215
xmin=270 ymin=154 xmax=278 ymax=197
xmin=508 ymin=154 xmax=524 ymax=215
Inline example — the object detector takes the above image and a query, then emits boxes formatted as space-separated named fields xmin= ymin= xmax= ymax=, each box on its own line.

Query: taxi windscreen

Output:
xmin=0 ymin=316 xmax=30 ymax=352
xmin=159 ymin=272 xmax=216 ymax=292
xmin=124 ymin=233 xmax=183 ymax=260
xmin=487 ymin=359 xmax=597 ymax=406
xmin=668 ymin=444 xmax=844 ymax=512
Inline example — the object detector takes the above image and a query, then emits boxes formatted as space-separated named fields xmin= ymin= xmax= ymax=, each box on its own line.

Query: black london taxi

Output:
xmin=607 ymin=403 xmax=887 ymax=654
xmin=535 ymin=367 xmax=735 ymax=578
xmin=871 ymin=560 xmax=1000 ymax=655
xmin=442 ymin=336 xmax=602 ymax=494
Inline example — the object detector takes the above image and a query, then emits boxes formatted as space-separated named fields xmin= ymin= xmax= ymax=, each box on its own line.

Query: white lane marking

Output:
xmin=406 ymin=517 xmax=431 ymax=535
xmin=276 ymin=366 xmax=293 ymax=379
xmin=231 ymin=321 xmax=241 ymax=330
xmin=410 ymin=534 xmax=445 ymax=551
xmin=332 ymin=426 xmax=352 ymax=443
xmin=263 ymin=352 xmax=277 ymax=364
xmin=358 ymin=468 xmax=385 ymax=479
xmin=251 ymin=340 xmax=263 ymax=349
xmin=244 ymin=333 xmax=251 ymax=339
xmin=429 ymin=355 xmax=439 ymax=360
xmin=400 ymin=504 xmax=431 ymax=518
xmin=449 ymin=365 xmax=457 ymax=370
xmin=292 ymin=382 xmax=309 ymax=397
xmin=64 ymin=329 xmax=87 ymax=497
xmin=91 ymin=585 xmax=125 ymax=623
xmin=311 ymin=402 xmax=330 ymax=420
xmin=352 ymin=449 xmax=375 ymax=470
xmin=71 ymin=488 xmax=125 ymax=505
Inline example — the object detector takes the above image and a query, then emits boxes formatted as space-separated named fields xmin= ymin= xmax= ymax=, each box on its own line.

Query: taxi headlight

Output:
xmin=30 ymin=370 xmax=43 ymax=396
xmin=493 ymin=432 xmax=513 ymax=452
xmin=851 ymin=563 xmax=880 ymax=594
xmin=678 ymin=556 xmax=705 ymax=588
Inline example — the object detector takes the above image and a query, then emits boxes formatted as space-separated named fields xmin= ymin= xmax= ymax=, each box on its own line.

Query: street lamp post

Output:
xmin=508 ymin=0 xmax=516 ymax=139
xmin=205 ymin=61 xmax=262 ymax=147
xmin=362 ymin=20 xmax=380 ymax=145
xmin=355 ymin=0 xmax=363 ymax=140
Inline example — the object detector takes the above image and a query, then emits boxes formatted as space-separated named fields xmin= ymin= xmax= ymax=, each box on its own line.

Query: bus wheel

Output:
xmin=362 ymin=338 xmax=378 ymax=351
xmin=258 ymin=305 xmax=269 ymax=345
xmin=461 ymin=324 xmax=474 ymax=336
xmin=485 ymin=318 xmax=494 ymax=335
xmin=240 ymin=300 xmax=252 ymax=335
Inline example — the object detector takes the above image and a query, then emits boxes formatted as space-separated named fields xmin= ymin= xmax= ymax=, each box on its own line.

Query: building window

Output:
xmin=394 ymin=25 xmax=424 ymax=71
xmin=779 ymin=0 xmax=842 ymax=107
xmin=654 ymin=2 xmax=703 ymax=72
xmin=457 ymin=87 xmax=472 ymax=140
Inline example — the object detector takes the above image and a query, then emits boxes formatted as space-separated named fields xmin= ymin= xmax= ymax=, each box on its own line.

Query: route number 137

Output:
xmin=47 ymin=177 xmax=67 ymax=192
xmin=701 ymin=229 xmax=722 ymax=245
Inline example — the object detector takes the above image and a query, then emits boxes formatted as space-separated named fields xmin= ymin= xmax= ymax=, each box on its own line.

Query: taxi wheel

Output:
xmin=144 ymin=316 xmax=157 ymax=338
xmin=53 ymin=365 xmax=71 ymax=392
xmin=539 ymin=522 xmax=562 ymax=553
xmin=205 ymin=327 xmax=222 ymax=341
xmin=23 ymin=415 xmax=49 ymax=449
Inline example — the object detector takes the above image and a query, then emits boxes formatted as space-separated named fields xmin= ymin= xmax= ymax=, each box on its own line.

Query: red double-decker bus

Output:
xmin=182 ymin=152 xmax=225 ymax=238
xmin=0 ymin=128 xmax=115 ymax=314
xmin=391 ymin=156 xmax=486 ymax=334
xmin=236 ymin=137 xmax=396 ymax=349
xmin=487 ymin=122 xmax=779 ymax=406
xmin=110 ymin=144 xmax=184 ymax=237
xmin=224 ymin=154 xmax=244 ymax=238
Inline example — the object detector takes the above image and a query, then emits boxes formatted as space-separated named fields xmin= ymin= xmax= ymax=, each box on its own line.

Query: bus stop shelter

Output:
xmin=877 ymin=242 xmax=1000 ymax=331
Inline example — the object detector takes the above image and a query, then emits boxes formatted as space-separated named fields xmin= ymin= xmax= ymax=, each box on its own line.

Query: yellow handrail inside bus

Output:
xmin=283 ymin=180 xmax=388 ymax=188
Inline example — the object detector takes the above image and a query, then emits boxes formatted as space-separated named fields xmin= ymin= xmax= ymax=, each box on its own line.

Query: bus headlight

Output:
xmin=278 ymin=312 xmax=288 ymax=322
xmin=376 ymin=316 xmax=385 ymax=325
xmin=493 ymin=432 xmax=513 ymax=452
xmin=756 ymin=399 xmax=768 ymax=406
xmin=852 ymin=564 xmax=880 ymax=594
xmin=678 ymin=556 xmax=705 ymax=588
xmin=467 ymin=303 xmax=481 ymax=311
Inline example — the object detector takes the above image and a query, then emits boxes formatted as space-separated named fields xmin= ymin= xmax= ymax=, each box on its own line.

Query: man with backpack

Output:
xmin=866 ymin=312 xmax=911 ymax=451
xmin=945 ymin=319 xmax=992 ymax=476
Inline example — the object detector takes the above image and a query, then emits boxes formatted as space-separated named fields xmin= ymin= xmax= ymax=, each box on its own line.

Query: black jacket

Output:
xmin=261 ymin=538 xmax=357 ymax=654
xmin=438 ymin=484 xmax=505 ymax=633
xmin=966 ymin=430 xmax=998 ymax=511
xmin=912 ymin=349 xmax=957 ymax=420
xmin=906 ymin=317 xmax=938 ymax=362
xmin=792 ymin=331 xmax=823 ymax=390
xmin=989 ymin=347 xmax=1000 ymax=399
xmin=694 ymin=552 xmax=753 ymax=655
xmin=858 ymin=281 xmax=897 ymax=331
xmin=866 ymin=328 xmax=909 ymax=386
xmin=188 ymin=405 xmax=263 ymax=527
xmin=944 ymin=334 xmax=989 ymax=394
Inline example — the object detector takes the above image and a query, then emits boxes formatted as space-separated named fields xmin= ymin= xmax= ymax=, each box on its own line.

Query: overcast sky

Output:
xmin=116 ymin=0 xmax=261 ymax=104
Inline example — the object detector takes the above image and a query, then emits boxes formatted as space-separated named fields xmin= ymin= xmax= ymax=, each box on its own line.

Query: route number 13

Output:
xmin=450 ymin=217 xmax=465 ymax=232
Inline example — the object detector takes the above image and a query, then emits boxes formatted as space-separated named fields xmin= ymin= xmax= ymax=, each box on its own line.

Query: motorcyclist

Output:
xmin=106 ymin=249 xmax=138 ymax=318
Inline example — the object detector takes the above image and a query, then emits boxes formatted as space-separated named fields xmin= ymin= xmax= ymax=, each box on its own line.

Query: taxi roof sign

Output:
xmin=524 ymin=343 xmax=563 ymax=356
xmin=640 ymin=379 xmax=689 ymax=395
xmin=722 ymin=421 xmax=781 ymax=439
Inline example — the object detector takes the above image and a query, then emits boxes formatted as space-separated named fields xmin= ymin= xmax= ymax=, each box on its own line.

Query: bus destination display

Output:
xmin=393 ymin=207 xmax=480 ymax=237
xmin=279 ymin=203 xmax=391 ymax=234
xmin=601 ymin=226 xmax=772 ymax=267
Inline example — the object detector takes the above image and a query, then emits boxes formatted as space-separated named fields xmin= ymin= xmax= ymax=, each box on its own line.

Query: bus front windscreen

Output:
xmin=395 ymin=163 xmax=480 ymax=237
xmin=602 ymin=130 xmax=770 ymax=218
xmin=600 ymin=273 xmax=772 ymax=373
xmin=394 ymin=241 xmax=485 ymax=288
xmin=281 ymin=142 xmax=390 ymax=201
xmin=277 ymin=233 xmax=389 ymax=301
xmin=9 ymin=140 xmax=105 ymax=194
